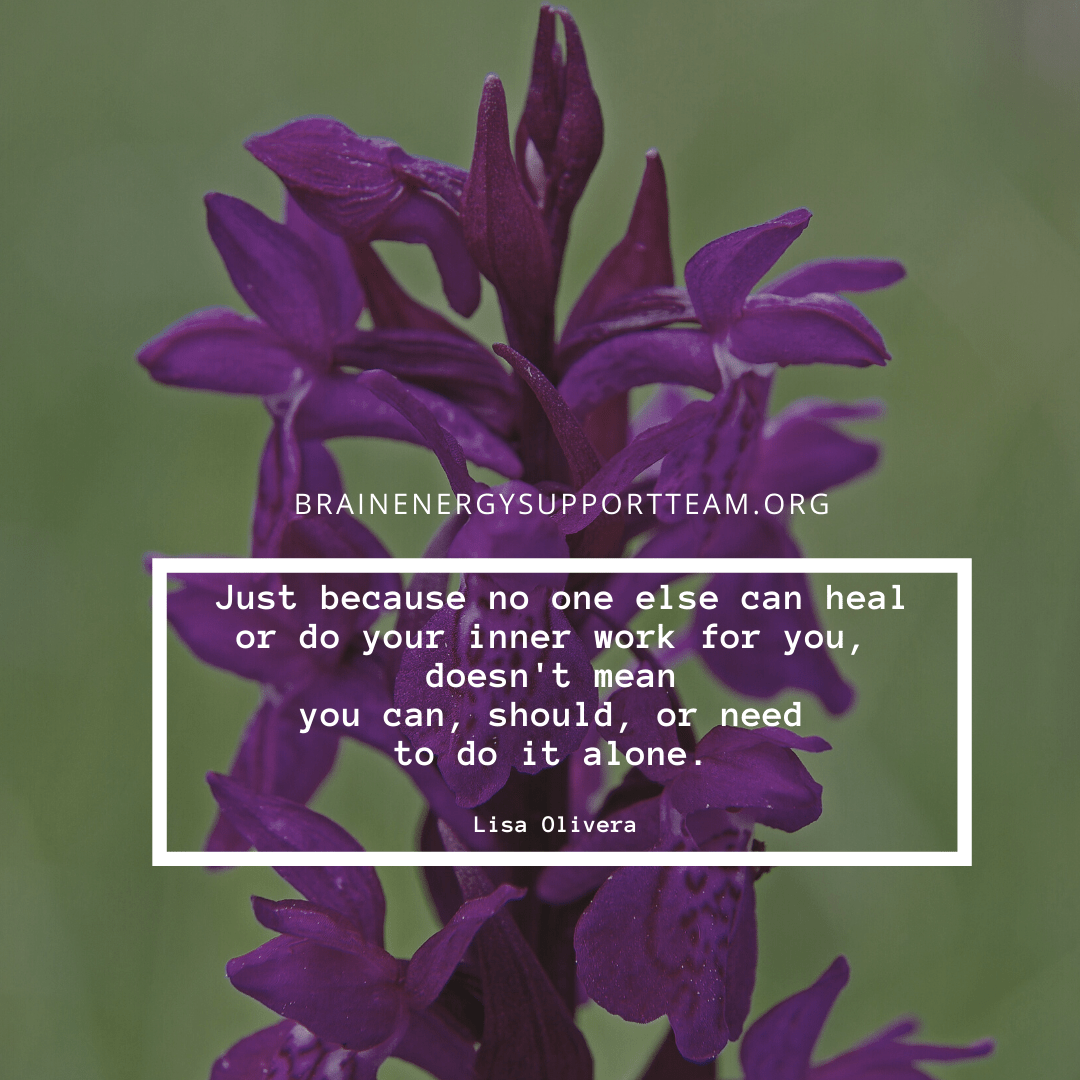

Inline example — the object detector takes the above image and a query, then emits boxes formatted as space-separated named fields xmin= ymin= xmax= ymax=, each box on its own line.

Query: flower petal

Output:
xmin=752 ymin=400 xmax=881 ymax=500
xmin=393 ymin=1009 xmax=480 ymax=1080
xmin=251 ymin=896 xmax=374 ymax=955
xmin=493 ymin=342 xmax=601 ymax=488
xmin=639 ymin=1028 xmax=719 ymax=1078
xmin=692 ymin=571 xmax=855 ymax=715
xmin=731 ymin=292 xmax=890 ymax=367
xmin=741 ymin=956 xmax=850 ymax=1080
xmin=348 ymin=241 xmax=473 ymax=337
xmin=137 ymin=308 xmax=305 ymax=394
xmin=251 ymin=387 xmax=317 ymax=558
xmin=167 ymin=572 xmax=312 ymax=686
xmin=559 ymin=286 xmax=696 ymax=365
xmin=246 ymin=118 xmax=407 ymax=237
xmin=394 ymin=565 xmax=592 ymax=807
xmin=290 ymin=657 xmax=490 ymax=853
xmin=663 ymin=725 xmax=830 ymax=833
xmin=559 ymin=395 xmax=732 ymax=535
xmin=515 ymin=6 xmax=604 ymax=265
xmin=575 ymin=864 xmax=757 ymax=1061
xmin=812 ymin=1018 xmax=994 ymax=1078
xmin=558 ymin=329 xmax=720 ymax=418
xmin=334 ymin=327 xmax=518 ymax=433
xmin=607 ymin=687 xmax=682 ymax=781
xmin=762 ymin=257 xmax=905 ymax=298
xmin=203 ymin=698 xmax=340 ymax=855
xmin=210 ymin=1020 xmax=293 ymax=1080
xmin=208 ymin=774 xmax=391 ymax=945
xmin=251 ymin=123 xmax=476 ymax=316
xmin=448 ymin=481 xmax=569 ymax=558
xmin=457 ymin=868 xmax=593 ymax=1080
xmin=205 ymin=193 xmax=335 ymax=355
xmin=296 ymin=371 xmax=523 ymax=478
xmin=763 ymin=397 xmax=883 ymax=430
xmin=463 ymin=75 xmax=555 ymax=357
xmin=685 ymin=209 xmax=811 ymax=335
xmin=285 ymin=195 xmax=365 ymax=338
xmin=374 ymin=190 xmax=480 ymax=317
xmin=404 ymin=882 xmax=525 ymax=1009
xmin=563 ymin=151 xmax=675 ymax=342
xmin=207 ymin=773 xmax=363 ymax=852
xmin=226 ymin=935 xmax=408 ymax=1053
xmin=356 ymin=370 xmax=479 ymax=497
xmin=653 ymin=373 xmax=770 ymax=524
xmin=389 ymin=152 xmax=468 ymax=212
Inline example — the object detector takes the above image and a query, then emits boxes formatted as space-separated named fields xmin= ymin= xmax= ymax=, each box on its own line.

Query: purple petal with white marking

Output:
xmin=226 ymin=934 xmax=408 ymax=1053
xmin=209 ymin=1020 xmax=294 ymax=1080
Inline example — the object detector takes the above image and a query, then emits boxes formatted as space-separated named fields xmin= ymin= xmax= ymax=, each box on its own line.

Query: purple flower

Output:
xmin=559 ymin=215 xmax=901 ymax=422
xmin=245 ymin=118 xmax=480 ymax=317
xmin=576 ymin=863 xmax=758 ymax=1062
xmin=740 ymin=956 xmax=993 ymax=1079
xmin=165 ymin=441 xmax=482 ymax=848
xmin=209 ymin=777 xmax=594 ymax=1080
xmin=206 ymin=780 xmax=521 ymax=1079
xmin=138 ymin=192 xmax=521 ymax=477
xmin=544 ymin=714 xmax=829 ymax=1062
xmin=137 ymin=5 xmax=995 ymax=1076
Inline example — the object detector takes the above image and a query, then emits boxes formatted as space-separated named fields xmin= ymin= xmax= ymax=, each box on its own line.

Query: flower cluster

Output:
xmin=142 ymin=6 xmax=992 ymax=1076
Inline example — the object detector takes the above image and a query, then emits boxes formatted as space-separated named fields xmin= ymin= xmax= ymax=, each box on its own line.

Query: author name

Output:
xmin=476 ymin=814 xmax=636 ymax=835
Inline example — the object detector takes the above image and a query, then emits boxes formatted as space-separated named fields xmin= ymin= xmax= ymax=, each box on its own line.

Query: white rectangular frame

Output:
xmin=152 ymin=557 xmax=971 ymax=868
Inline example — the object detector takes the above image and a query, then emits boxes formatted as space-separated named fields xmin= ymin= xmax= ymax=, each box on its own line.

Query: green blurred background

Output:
xmin=3 ymin=0 xmax=1078 ymax=1076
